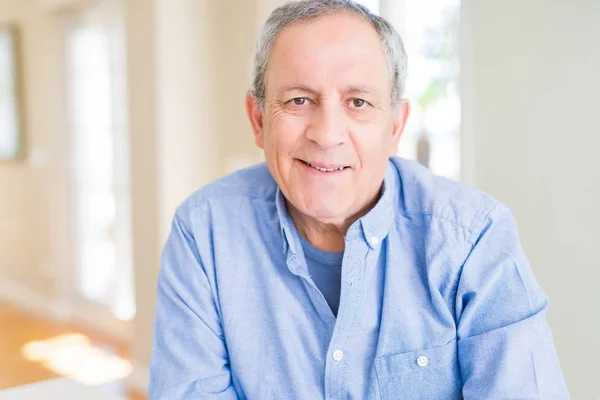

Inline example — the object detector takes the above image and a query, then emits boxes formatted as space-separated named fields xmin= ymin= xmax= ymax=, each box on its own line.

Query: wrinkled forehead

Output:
xmin=265 ymin=13 xmax=391 ymax=97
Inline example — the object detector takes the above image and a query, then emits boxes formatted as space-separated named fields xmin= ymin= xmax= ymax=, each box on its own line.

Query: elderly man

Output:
xmin=149 ymin=1 xmax=569 ymax=398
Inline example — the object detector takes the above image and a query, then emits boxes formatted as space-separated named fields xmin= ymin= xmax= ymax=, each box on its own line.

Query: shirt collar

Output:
xmin=275 ymin=159 xmax=397 ymax=254
xmin=275 ymin=185 xmax=300 ymax=255
xmin=357 ymin=161 xmax=397 ymax=249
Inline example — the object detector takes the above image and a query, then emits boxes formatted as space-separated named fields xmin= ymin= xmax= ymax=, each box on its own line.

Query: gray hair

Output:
xmin=251 ymin=0 xmax=408 ymax=111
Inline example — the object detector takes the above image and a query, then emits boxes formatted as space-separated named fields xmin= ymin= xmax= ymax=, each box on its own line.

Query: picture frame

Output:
xmin=0 ymin=24 xmax=25 ymax=162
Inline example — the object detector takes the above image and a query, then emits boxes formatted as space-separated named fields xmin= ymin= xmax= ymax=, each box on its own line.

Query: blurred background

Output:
xmin=0 ymin=0 xmax=598 ymax=398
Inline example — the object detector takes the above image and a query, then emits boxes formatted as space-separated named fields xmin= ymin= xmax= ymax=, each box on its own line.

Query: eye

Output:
xmin=349 ymin=98 xmax=368 ymax=109
xmin=291 ymin=97 xmax=309 ymax=106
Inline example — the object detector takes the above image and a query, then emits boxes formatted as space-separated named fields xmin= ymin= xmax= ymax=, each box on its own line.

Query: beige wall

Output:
xmin=214 ymin=0 xmax=263 ymax=175
xmin=0 ymin=0 xmax=66 ymax=300
xmin=122 ymin=0 xmax=160 ymax=369
xmin=464 ymin=0 xmax=600 ymax=397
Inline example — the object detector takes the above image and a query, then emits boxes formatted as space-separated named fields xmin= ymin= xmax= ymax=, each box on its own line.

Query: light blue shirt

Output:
xmin=149 ymin=157 xmax=569 ymax=399
xmin=299 ymin=233 xmax=343 ymax=317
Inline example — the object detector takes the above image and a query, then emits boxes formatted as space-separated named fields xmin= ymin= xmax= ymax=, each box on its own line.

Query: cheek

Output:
xmin=265 ymin=113 xmax=307 ymax=152
xmin=353 ymin=126 xmax=392 ymax=162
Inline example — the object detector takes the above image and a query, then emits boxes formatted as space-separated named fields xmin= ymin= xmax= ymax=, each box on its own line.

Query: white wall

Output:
xmin=463 ymin=0 xmax=600 ymax=397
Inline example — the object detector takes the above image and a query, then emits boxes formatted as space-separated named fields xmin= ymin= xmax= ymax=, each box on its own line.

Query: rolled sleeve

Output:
xmin=149 ymin=209 xmax=239 ymax=399
xmin=456 ymin=203 xmax=569 ymax=399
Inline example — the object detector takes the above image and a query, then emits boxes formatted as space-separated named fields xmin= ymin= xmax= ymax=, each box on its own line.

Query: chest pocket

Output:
xmin=375 ymin=339 xmax=462 ymax=400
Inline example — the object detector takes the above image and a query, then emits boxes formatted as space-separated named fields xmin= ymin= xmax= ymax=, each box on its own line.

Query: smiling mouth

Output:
xmin=299 ymin=159 xmax=349 ymax=172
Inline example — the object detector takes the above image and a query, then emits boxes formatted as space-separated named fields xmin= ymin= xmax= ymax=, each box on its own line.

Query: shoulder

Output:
xmin=390 ymin=157 xmax=502 ymax=242
xmin=175 ymin=162 xmax=277 ymax=220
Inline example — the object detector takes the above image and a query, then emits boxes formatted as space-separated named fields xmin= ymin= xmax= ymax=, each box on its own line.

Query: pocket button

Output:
xmin=416 ymin=356 xmax=429 ymax=367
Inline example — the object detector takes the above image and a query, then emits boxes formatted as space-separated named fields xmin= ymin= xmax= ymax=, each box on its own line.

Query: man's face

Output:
xmin=247 ymin=12 xmax=409 ymax=224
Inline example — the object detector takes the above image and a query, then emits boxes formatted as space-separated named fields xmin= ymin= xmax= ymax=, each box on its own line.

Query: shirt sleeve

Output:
xmin=456 ymin=203 xmax=570 ymax=399
xmin=149 ymin=210 xmax=239 ymax=399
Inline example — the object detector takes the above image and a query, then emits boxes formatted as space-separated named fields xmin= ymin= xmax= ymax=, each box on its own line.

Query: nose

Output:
xmin=305 ymin=103 xmax=346 ymax=149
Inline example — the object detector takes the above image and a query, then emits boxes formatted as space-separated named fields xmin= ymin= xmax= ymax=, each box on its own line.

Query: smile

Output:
xmin=299 ymin=160 xmax=349 ymax=172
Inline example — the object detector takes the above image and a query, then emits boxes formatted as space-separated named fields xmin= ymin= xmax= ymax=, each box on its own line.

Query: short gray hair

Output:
xmin=251 ymin=0 xmax=408 ymax=111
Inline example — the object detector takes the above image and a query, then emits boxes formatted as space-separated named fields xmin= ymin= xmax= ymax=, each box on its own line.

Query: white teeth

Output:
xmin=302 ymin=161 xmax=345 ymax=172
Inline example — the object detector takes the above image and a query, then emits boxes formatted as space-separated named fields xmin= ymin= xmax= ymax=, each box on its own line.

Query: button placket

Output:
xmin=333 ymin=350 xmax=344 ymax=362
xmin=324 ymin=238 xmax=365 ymax=400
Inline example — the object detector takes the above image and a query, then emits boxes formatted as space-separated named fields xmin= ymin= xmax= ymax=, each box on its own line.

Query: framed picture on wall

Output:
xmin=0 ymin=24 xmax=24 ymax=161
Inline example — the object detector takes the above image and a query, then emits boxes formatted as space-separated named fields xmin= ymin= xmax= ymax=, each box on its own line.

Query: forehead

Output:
xmin=265 ymin=12 xmax=390 ymax=95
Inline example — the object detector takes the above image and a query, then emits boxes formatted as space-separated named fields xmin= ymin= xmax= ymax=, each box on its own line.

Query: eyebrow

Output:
xmin=344 ymin=86 xmax=378 ymax=96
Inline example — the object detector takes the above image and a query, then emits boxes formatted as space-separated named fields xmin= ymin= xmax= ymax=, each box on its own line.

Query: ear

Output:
xmin=389 ymin=99 xmax=411 ymax=157
xmin=245 ymin=91 xmax=265 ymax=149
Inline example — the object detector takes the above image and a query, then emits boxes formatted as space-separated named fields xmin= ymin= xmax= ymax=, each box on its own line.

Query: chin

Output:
xmin=300 ymin=198 xmax=348 ymax=221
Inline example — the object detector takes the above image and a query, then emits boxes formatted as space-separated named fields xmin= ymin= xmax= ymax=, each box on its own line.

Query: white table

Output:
xmin=0 ymin=378 xmax=125 ymax=400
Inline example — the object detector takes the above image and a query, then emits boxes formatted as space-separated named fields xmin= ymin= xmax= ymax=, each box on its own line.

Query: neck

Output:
xmin=286 ymin=184 xmax=383 ymax=252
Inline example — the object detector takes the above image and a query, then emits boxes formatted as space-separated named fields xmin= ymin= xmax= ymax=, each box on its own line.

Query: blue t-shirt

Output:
xmin=298 ymin=233 xmax=344 ymax=317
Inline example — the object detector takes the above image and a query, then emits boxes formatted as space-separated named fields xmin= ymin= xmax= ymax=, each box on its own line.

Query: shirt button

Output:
xmin=370 ymin=237 xmax=379 ymax=246
xmin=333 ymin=350 xmax=344 ymax=361
xmin=417 ymin=356 xmax=428 ymax=367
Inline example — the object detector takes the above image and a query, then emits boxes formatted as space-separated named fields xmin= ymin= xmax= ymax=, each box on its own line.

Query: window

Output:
xmin=357 ymin=0 xmax=462 ymax=181
xmin=0 ymin=26 xmax=22 ymax=161
xmin=400 ymin=0 xmax=461 ymax=180
xmin=65 ymin=2 xmax=134 ymax=322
